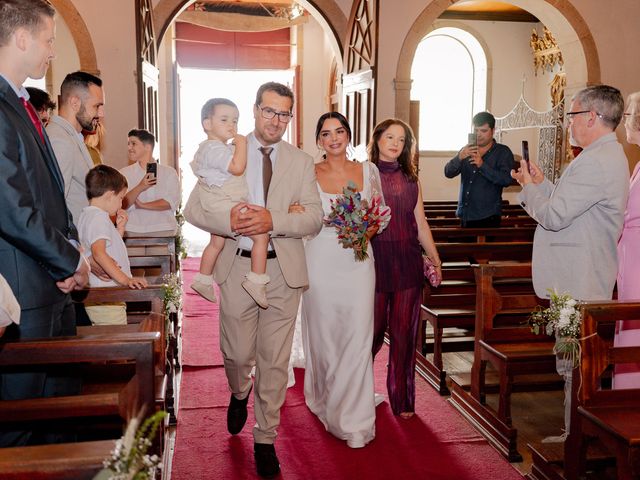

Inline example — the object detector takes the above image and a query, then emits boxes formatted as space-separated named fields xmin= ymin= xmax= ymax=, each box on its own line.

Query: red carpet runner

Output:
xmin=171 ymin=258 xmax=524 ymax=479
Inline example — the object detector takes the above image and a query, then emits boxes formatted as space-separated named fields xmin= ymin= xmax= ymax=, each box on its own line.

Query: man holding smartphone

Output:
xmin=120 ymin=129 xmax=180 ymax=235
xmin=444 ymin=111 xmax=514 ymax=227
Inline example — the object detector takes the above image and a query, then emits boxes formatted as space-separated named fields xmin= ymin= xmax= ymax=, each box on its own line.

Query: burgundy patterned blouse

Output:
xmin=371 ymin=160 xmax=423 ymax=292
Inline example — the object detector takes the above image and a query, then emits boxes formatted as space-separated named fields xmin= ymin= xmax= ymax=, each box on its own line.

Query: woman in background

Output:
xmin=369 ymin=118 xmax=441 ymax=418
xmin=614 ymin=91 xmax=640 ymax=389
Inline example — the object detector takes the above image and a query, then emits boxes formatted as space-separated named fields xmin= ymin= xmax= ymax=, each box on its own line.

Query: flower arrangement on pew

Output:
xmin=175 ymin=208 xmax=188 ymax=261
xmin=529 ymin=290 xmax=582 ymax=367
xmin=94 ymin=410 xmax=167 ymax=480
xmin=324 ymin=181 xmax=391 ymax=262
xmin=161 ymin=273 xmax=182 ymax=317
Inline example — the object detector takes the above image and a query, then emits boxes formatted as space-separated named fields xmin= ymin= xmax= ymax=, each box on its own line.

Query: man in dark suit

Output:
xmin=0 ymin=0 xmax=89 ymax=446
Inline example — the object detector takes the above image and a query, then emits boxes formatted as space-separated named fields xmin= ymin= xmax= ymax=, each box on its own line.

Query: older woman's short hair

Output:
xmin=572 ymin=85 xmax=624 ymax=130
xmin=626 ymin=92 xmax=640 ymax=132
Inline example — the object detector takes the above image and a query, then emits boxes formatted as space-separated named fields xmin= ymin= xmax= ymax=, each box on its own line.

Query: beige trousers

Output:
xmin=219 ymin=255 xmax=301 ymax=444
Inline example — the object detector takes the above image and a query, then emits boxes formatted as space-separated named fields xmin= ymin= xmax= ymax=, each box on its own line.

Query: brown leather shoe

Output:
xmin=227 ymin=385 xmax=252 ymax=435
xmin=254 ymin=442 xmax=280 ymax=478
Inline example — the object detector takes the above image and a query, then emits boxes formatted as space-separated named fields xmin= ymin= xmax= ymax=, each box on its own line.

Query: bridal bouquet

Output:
xmin=529 ymin=290 xmax=582 ymax=367
xmin=324 ymin=181 xmax=391 ymax=262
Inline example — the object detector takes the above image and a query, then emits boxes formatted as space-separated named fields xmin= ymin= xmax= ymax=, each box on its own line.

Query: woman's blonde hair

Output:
xmin=626 ymin=92 xmax=640 ymax=132
xmin=84 ymin=122 xmax=105 ymax=150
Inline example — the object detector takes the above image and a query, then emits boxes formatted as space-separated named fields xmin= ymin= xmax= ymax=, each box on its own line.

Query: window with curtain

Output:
xmin=411 ymin=27 xmax=487 ymax=151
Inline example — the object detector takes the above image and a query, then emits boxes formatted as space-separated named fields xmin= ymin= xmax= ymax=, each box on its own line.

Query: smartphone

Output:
xmin=521 ymin=140 xmax=530 ymax=165
xmin=467 ymin=132 xmax=477 ymax=147
xmin=146 ymin=162 xmax=157 ymax=180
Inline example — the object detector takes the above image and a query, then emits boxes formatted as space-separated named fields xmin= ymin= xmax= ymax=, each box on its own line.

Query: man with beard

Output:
xmin=47 ymin=71 xmax=105 ymax=223
xmin=444 ymin=111 xmax=514 ymax=227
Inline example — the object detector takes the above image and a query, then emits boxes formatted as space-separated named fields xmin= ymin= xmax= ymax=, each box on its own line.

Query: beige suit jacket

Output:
xmin=185 ymin=139 xmax=323 ymax=288
xmin=47 ymin=115 xmax=94 ymax=224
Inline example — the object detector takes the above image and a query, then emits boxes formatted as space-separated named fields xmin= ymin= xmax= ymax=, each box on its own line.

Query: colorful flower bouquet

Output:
xmin=529 ymin=290 xmax=582 ymax=367
xmin=324 ymin=181 xmax=391 ymax=262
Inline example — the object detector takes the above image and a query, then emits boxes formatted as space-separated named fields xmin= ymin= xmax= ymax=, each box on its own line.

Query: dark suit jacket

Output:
xmin=0 ymin=76 xmax=79 ymax=310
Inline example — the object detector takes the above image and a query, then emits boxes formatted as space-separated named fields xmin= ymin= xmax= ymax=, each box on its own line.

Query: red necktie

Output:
xmin=21 ymin=97 xmax=44 ymax=143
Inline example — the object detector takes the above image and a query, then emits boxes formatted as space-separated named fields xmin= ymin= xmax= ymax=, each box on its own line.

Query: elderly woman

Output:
xmin=614 ymin=91 xmax=640 ymax=389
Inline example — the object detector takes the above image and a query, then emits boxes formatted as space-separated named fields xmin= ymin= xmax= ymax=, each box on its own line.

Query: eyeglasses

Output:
xmin=565 ymin=110 xmax=591 ymax=118
xmin=565 ymin=110 xmax=610 ymax=124
xmin=257 ymin=105 xmax=293 ymax=123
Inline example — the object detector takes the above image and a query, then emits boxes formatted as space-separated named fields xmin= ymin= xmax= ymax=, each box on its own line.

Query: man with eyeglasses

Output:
xmin=511 ymin=84 xmax=629 ymax=442
xmin=185 ymin=81 xmax=323 ymax=478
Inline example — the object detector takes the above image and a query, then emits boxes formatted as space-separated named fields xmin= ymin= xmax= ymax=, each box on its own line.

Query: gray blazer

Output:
xmin=518 ymin=132 xmax=629 ymax=301
xmin=47 ymin=115 xmax=94 ymax=224
xmin=184 ymin=138 xmax=323 ymax=288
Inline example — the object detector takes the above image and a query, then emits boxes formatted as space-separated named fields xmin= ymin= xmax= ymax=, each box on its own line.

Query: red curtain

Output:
xmin=175 ymin=22 xmax=290 ymax=70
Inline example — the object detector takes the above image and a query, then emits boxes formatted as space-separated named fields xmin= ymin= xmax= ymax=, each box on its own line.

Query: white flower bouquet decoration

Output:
xmin=529 ymin=290 xmax=582 ymax=367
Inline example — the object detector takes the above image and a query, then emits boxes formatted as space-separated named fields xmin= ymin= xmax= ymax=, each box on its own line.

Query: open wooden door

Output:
xmin=342 ymin=0 xmax=378 ymax=157
xmin=136 ymin=0 xmax=159 ymax=148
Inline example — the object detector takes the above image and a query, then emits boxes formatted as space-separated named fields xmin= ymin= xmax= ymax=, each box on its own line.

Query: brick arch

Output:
xmin=153 ymin=0 xmax=346 ymax=56
xmin=394 ymin=0 xmax=600 ymax=119
xmin=50 ymin=0 xmax=99 ymax=75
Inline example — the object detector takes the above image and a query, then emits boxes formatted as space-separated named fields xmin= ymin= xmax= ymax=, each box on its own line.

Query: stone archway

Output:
xmin=50 ymin=0 xmax=99 ymax=74
xmin=394 ymin=0 xmax=600 ymax=120
xmin=152 ymin=0 xmax=347 ymax=57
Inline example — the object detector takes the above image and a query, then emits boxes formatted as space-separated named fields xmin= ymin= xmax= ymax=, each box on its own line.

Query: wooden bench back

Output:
xmin=431 ymin=226 xmax=535 ymax=244
xmin=473 ymin=263 xmax=547 ymax=344
xmin=72 ymin=286 xmax=166 ymax=369
xmin=438 ymin=241 xmax=532 ymax=264
xmin=0 ymin=332 xmax=159 ymax=423
xmin=576 ymin=301 xmax=640 ymax=408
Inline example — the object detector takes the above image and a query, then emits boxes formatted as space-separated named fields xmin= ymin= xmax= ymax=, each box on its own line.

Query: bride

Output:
xmin=301 ymin=112 xmax=388 ymax=448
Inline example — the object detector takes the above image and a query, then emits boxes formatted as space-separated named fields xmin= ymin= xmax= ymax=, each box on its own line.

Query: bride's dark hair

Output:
xmin=315 ymin=112 xmax=352 ymax=143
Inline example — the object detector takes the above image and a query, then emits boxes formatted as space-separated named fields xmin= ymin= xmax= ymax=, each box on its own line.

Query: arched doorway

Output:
xmin=394 ymin=0 xmax=599 ymax=120
xmin=50 ymin=0 xmax=99 ymax=74
xmin=150 ymin=0 xmax=348 ymax=254
xmin=153 ymin=0 xmax=346 ymax=57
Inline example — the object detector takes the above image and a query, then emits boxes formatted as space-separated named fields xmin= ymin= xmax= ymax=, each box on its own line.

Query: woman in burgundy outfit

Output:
xmin=369 ymin=119 xmax=441 ymax=418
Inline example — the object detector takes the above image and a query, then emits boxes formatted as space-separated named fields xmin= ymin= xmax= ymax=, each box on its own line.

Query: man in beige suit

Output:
xmin=47 ymin=71 xmax=104 ymax=223
xmin=185 ymin=82 xmax=323 ymax=478
xmin=512 ymin=84 xmax=629 ymax=442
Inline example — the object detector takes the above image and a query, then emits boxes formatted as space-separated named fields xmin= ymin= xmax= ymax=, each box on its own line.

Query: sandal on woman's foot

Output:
xmin=399 ymin=412 xmax=414 ymax=419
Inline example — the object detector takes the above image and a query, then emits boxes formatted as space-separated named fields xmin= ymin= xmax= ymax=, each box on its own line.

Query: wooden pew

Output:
xmin=425 ymin=204 xmax=527 ymax=219
xmin=428 ymin=216 xmax=538 ymax=228
xmin=563 ymin=301 xmax=640 ymax=480
xmin=430 ymin=226 xmax=535 ymax=244
xmin=448 ymin=263 xmax=562 ymax=462
xmin=0 ymin=332 xmax=158 ymax=480
xmin=417 ymin=241 xmax=533 ymax=393
xmin=128 ymin=254 xmax=172 ymax=284
xmin=124 ymin=233 xmax=177 ymax=274
xmin=72 ymin=286 xmax=176 ymax=424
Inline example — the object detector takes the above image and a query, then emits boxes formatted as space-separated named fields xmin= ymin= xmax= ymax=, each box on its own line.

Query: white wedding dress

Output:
xmin=301 ymin=162 xmax=387 ymax=448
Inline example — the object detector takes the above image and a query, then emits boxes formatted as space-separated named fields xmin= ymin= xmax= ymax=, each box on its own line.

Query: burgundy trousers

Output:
xmin=372 ymin=285 xmax=422 ymax=415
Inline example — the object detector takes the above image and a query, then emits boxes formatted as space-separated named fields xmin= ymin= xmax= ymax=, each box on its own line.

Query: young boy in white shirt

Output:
xmin=78 ymin=165 xmax=147 ymax=325
xmin=189 ymin=98 xmax=270 ymax=308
